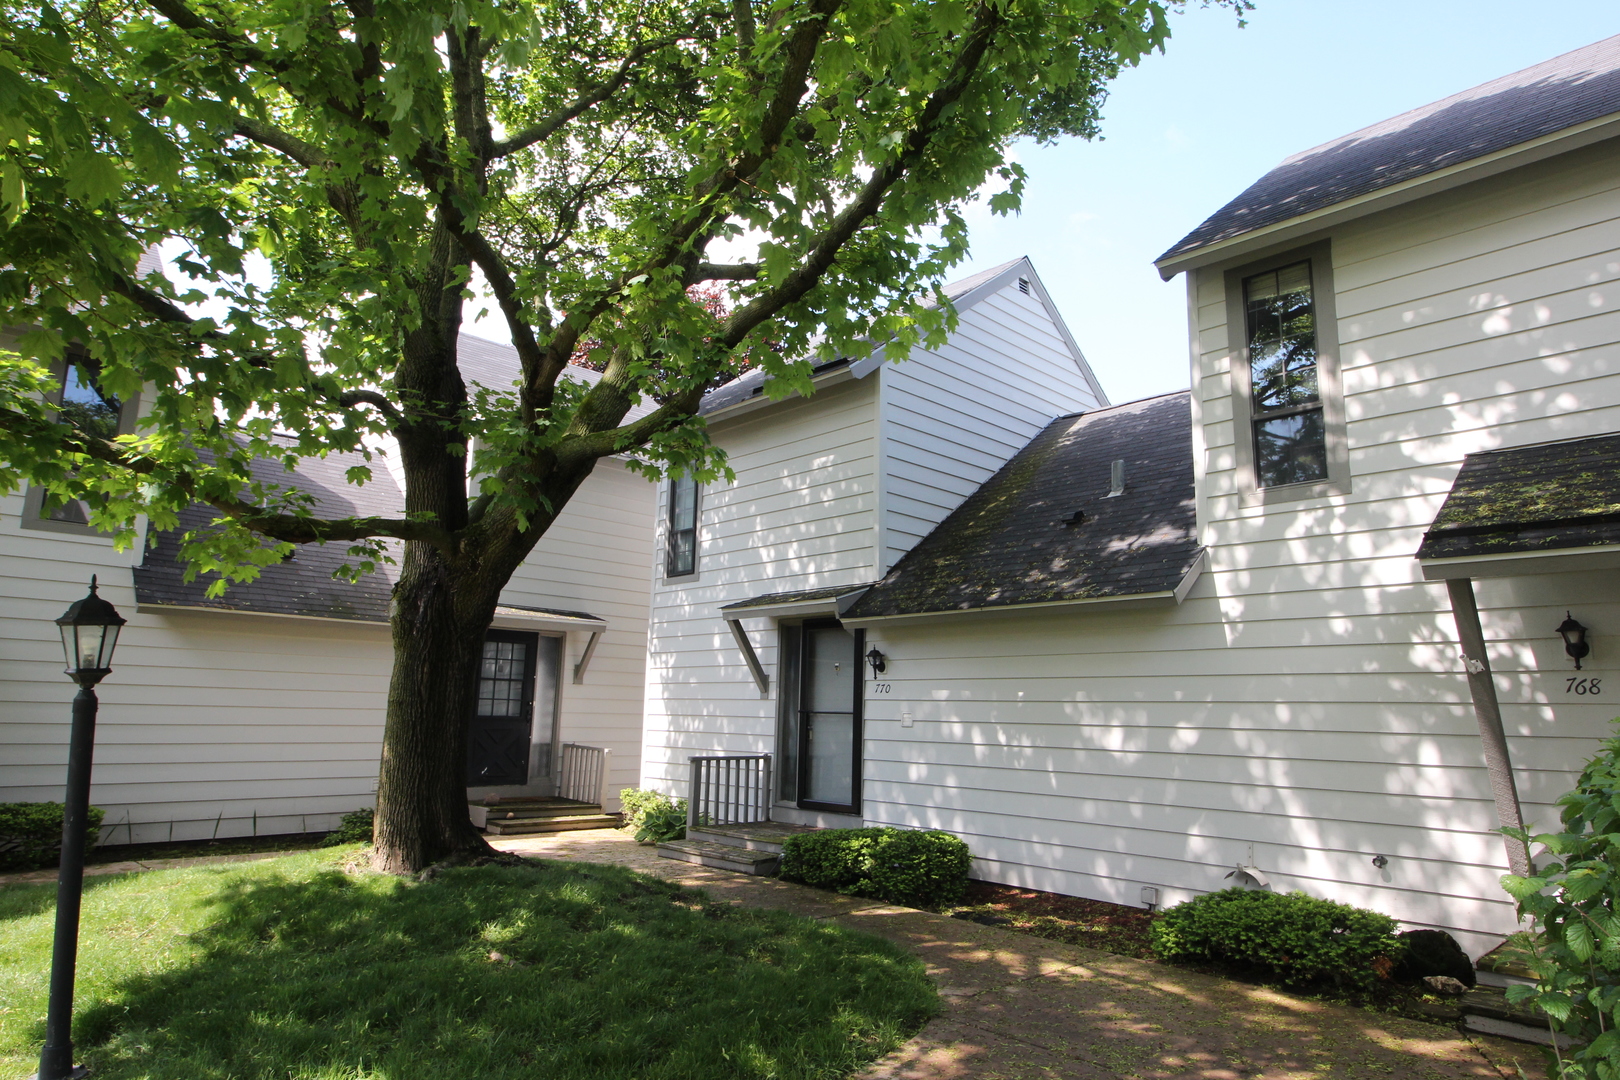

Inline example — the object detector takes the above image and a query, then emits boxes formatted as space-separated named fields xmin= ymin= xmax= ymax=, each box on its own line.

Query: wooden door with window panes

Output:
xmin=466 ymin=630 xmax=538 ymax=787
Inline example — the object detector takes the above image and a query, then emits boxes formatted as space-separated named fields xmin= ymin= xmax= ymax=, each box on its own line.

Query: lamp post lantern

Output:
xmin=34 ymin=576 xmax=124 ymax=1080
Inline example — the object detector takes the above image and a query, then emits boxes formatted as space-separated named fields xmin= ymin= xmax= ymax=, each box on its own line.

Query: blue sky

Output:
xmin=955 ymin=2 xmax=1620 ymax=405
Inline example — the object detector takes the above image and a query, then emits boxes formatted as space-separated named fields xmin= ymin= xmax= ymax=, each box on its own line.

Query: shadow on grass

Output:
xmin=49 ymin=856 xmax=935 ymax=1080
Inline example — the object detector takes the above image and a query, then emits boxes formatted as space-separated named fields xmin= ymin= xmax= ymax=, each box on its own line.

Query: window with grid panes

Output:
xmin=1243 ymin=260 xmax=1329 ymax=487
xmin=477 ymin=638 xmax=529 ymax=717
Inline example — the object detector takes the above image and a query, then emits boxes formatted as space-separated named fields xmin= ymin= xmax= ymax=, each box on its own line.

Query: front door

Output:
xmin=466 ymin=630 xmax=538 ymax=787
xmin=798 ymin=621 xmax=863 ymax=813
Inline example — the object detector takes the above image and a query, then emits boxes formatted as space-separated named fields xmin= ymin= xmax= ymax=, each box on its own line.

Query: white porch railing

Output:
xmin=558 ymin=743 xmax=611 ymax=806
xmin=687 ymin=754 xmax=772 ymax=828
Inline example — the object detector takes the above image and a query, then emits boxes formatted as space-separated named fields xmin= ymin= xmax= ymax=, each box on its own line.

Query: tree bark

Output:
xmin=372 ymin=539 xmax=500 ymax=873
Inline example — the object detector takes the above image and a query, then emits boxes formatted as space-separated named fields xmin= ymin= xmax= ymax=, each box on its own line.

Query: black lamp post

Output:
xmin=34 ymin=577 xmax=124 ymax=1080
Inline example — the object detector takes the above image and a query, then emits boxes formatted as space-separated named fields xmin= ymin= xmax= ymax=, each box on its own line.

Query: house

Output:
xmin=641 ymin=35 xmax=1620 ymax=956
xmin=0 ymin=331 xmax=656 ymax=844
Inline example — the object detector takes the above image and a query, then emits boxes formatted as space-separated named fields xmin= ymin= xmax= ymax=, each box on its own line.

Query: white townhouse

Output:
xmin=0 ymin=332 xmax=655 ymax=844
xmin=642 ymin=36 xmax=1620 ymax=956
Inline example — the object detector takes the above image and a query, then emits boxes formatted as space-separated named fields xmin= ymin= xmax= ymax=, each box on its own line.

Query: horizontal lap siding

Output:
xmin=0 ymin=460 xmax=655 ymax=839
xmin=880 ymin=281 xmax=1103 ymax=571
xmin=642 ymin=378 xmax=879 ymax=791
xmin=860 ymin=140 xmax=1620 ymax=956
xmin=501 ymin=460 xmax=656 ymax=811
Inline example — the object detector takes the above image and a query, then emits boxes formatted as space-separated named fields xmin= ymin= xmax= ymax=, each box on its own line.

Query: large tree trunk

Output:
xmin=371 ymin=543 xmax=500 ymax=872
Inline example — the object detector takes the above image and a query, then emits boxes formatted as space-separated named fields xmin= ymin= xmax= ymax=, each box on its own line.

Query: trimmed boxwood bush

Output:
xmin=779 ymin=827 xmax=971 ymax=907
xmin=1150 ymin=888 xmax=1405 ymax=993
xmin=0 ymin=801 xmax=106 ymax=871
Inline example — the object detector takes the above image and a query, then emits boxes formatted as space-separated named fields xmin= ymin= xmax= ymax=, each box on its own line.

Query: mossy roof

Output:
xmin=1416 ymin=432 xmax=1620 ymax=562
xmin=1159 ymin=36 xmax=1620 ymax=265
xmin=843 ymin=392 xmax=1200 ymax=620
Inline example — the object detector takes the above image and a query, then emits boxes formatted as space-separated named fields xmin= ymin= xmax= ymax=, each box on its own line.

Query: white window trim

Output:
xmin=1222 ymin=238 xmax=1351 ymax=506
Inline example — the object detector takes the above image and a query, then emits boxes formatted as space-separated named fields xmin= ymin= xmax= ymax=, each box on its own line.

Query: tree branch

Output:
xmin=719 ymin=0 xmax=1004 ymax=347
xmin=0 ymin=405 xmax=453 ymax=551
xmin=689 ymin=261 xmax=761 ymax=282
xmin=490 ymin=39 xmax=676 ymax=159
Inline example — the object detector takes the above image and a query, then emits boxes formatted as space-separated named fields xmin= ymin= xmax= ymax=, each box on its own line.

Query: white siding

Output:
xmin=880 ymin=277 xmax=1104 ymax=570
xmin=857 ymin=138 xmax=1620 ymax=955
xmin=0 ymin=459 xmax=656 ymax=841
xmin=641 ymin=376 xmax=879 ymax=790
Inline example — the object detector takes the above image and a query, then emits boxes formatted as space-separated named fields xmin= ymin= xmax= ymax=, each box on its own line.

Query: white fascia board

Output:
xmin=1419 ymin=544 xmax=1620 ymax=581
xmin=490 ymin=607 xmax=608 ymax=633
xmin=719 ymin=594 xmax=855 ymax=621
xmin=701 ymin=365 xmax=857 ymax=424
xmin=840 ymin=589 xmax=1178 ymax=630
xmin=133 ymin=602 xmax=388 ymax=627
xmin=843 ymin=551 xmax=1205 ymax=629
xmin=1156 ymin=112 xmax=1620 ymax=281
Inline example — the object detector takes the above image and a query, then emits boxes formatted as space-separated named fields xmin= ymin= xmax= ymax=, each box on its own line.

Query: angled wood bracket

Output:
xmin=725 ymin=617 xmax=770 ymax=698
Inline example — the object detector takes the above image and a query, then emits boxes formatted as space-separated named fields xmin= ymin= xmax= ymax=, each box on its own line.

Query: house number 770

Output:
xmin=1567 ymin=677 xmax=1603 ymax=696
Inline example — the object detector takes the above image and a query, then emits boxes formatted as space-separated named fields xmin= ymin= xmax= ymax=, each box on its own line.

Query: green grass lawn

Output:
xmin=0 ymin=849 xmax=936 ymax=1079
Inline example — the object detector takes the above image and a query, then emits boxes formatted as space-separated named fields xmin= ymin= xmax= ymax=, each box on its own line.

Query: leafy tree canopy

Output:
xmin=0 ymin=0 xmax=1223 ymax=580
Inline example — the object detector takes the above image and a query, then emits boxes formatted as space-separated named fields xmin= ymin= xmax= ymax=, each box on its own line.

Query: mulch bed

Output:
xmin=941 ymin=881 xmax=1159 ymax=959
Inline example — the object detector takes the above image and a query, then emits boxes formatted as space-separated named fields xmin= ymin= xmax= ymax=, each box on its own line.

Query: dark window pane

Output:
xmin=667 ymin=474 xmax=698 ymax=576
xmin=59 ymin=360 xmax=121 ymax=442
xmin=1255 ymin=410 xmax=1329 ymax=487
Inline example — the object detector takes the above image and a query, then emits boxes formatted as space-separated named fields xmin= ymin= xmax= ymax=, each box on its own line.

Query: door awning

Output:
xmin=718 ymin=582 xmax=878 ymax=621
xmin=1416 ymin=433 xmax=1620 ymax=580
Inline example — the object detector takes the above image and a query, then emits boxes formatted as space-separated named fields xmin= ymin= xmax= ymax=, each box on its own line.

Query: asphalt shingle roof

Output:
xmin=1159 ymin=36 xmax=1620 ymax=265
xmin=132 ymin=443 xmax=404 ymax=622
xmin=844 ymin=392 xmax=1200 ymax=620
xmin=1416 ymin=433 xmax=1620 ymax=562
xmin=133 ymin=334 xmax=619 ymax=622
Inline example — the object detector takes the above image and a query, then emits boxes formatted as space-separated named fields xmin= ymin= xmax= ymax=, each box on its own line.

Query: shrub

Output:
xmin=320 ymin=808 xmax=375 ymax=847
xmin=618 ymin=788 xmax=687 ymax=844
xmin=1501 ymin=720 xmax=1620 ymax=1077
xmin=0 ymin=802 xmax=106 ymax=871
xmin=779 ymin=827 xmax=972 ymax=907
xmin=1150 ymin=888 xmax=1405 ymax=993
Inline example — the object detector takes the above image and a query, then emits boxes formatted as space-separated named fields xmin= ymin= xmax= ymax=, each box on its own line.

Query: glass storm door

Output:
xmin=466 ymin=630 xmax=538 ymax=787
xmin=798 ymin=621 xmax=862 ymax=812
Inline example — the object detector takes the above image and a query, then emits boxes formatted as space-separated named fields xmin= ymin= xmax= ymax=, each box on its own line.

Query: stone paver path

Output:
xmin=494 ymin=829 xmax=1548 ymax=1080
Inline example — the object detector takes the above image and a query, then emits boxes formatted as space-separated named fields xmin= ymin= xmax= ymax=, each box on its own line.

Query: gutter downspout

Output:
xmin=1445 ymin=576 xmax=1531 ymax=876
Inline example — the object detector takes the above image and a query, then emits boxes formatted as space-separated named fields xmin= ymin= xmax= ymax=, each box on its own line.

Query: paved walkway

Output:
xmin=0 ymin=849 xmax=302 ymax=887
xmin=493 ymin=829 xmax=1548 ymax=1080
xmin=1 ymin=832 xmax=1548 ymax=1078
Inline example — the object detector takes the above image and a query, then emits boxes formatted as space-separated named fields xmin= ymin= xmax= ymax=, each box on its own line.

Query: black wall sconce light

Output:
xmin=1558 ymin=612 xmax=1591 ymax=670
xmin=865 ymin=647 xmax=886 ymax=679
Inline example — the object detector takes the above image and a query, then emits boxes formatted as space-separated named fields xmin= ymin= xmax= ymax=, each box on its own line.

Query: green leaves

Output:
xmin=1498 ymin=719 xmax=1620 ymax=1076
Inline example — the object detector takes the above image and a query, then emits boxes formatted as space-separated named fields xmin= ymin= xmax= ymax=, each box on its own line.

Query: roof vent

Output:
xmin=1063 ymin=509 xmax=1086 ymax=527
xmin=1105 ymin=459 xmax=1125 ymax=498
xmin=1017 ymin=277 xmax=1031 ymax=295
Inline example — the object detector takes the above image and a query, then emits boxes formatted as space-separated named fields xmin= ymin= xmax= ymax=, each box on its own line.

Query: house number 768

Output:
xmin=1567 ymin=677 xmax=1603 ymax=696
